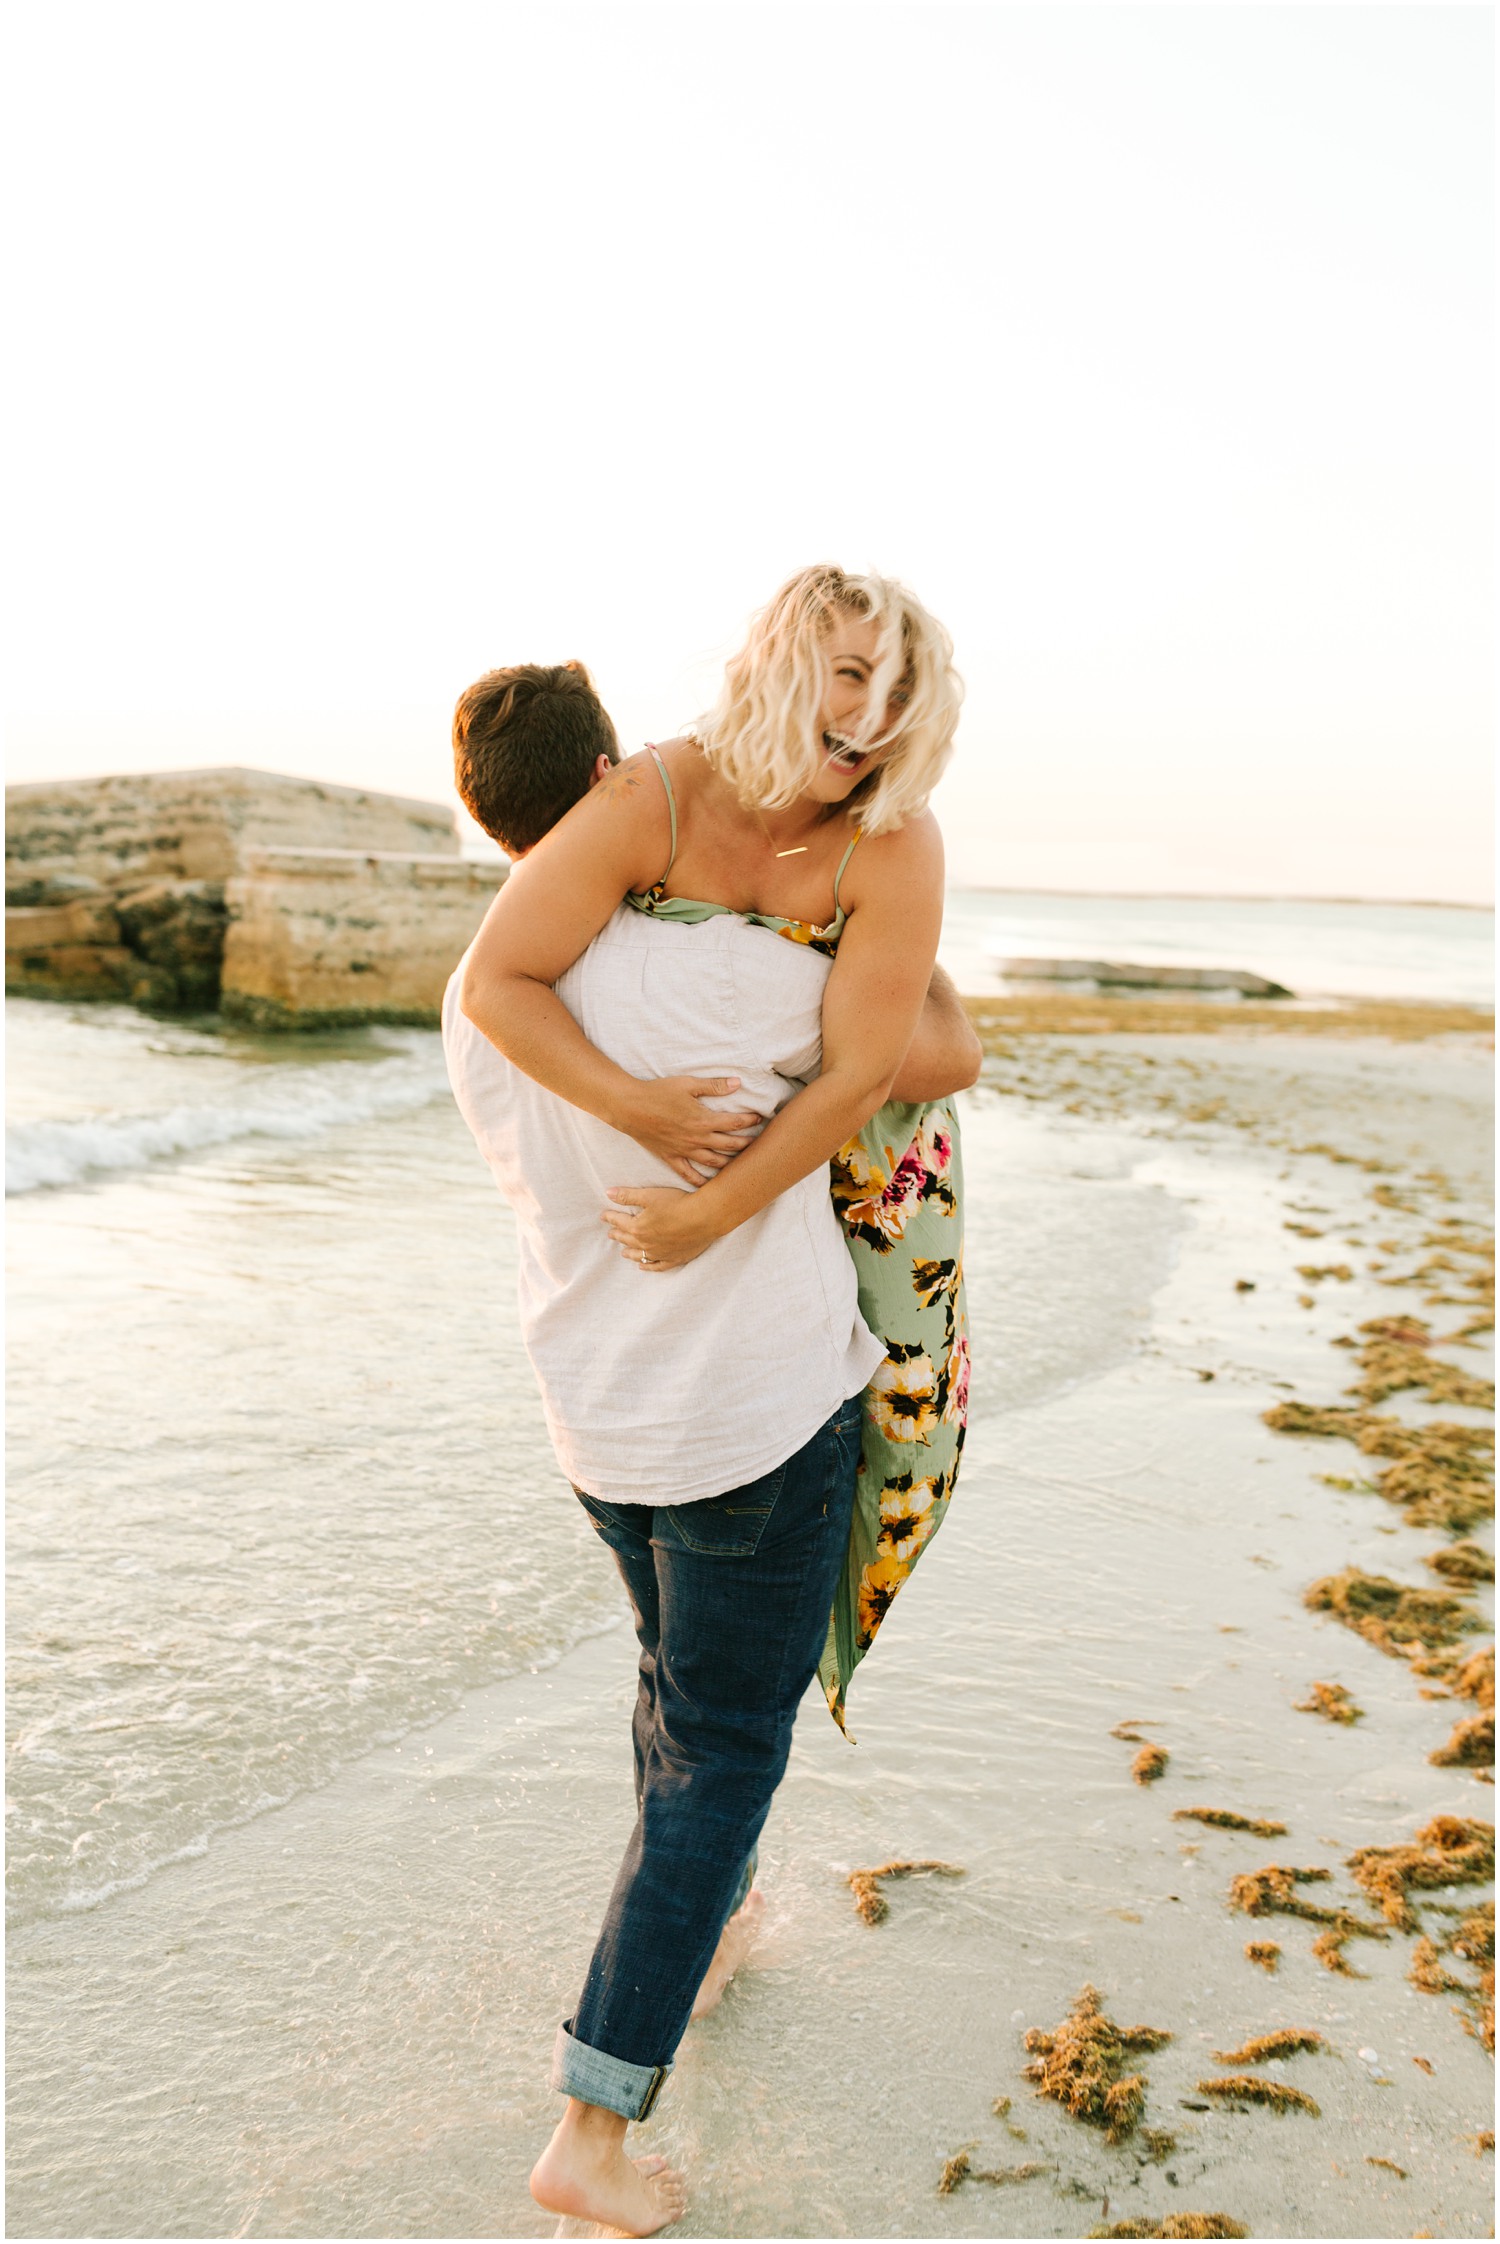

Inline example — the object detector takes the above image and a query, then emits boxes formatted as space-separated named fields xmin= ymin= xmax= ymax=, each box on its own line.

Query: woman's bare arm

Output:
xmin=602 ymin=815 xmax=947 ymax=1267
xmin=457 ymin=753 xmax=761 ymax=1182
xmin=889 ymin=964 xmax=983 ymax=1102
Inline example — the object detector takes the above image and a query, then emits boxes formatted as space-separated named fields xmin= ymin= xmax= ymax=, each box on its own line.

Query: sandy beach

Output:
xmin=6 ymin=995 xmax=1493 ymax=2241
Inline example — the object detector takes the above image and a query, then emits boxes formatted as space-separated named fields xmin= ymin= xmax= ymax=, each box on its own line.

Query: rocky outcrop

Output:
xmin=221 ymin=849 xmax=506 ymax=1027
xmin=7 ymin=766 xmax=457 ymax=893
xmin=991 ymin=956 xmax=1293 ymax=999
xmin=6 ymin=767 xmax=504 ymax=1021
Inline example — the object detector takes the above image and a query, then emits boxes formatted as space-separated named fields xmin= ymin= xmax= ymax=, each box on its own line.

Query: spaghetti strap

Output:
xmin=831 ymin=827 xmax=863 ymax=913
xmin=644 ymin=745 xmax=679 ymax=883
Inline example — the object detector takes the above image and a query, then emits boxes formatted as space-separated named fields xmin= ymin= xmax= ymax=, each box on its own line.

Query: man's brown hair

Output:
xmin=452 ymin=661 xmax=620 ymax=854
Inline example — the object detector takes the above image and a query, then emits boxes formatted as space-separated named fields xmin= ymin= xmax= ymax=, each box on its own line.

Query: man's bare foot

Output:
xmin=690 ymin=1884 xmax=766 ymax=2020
xmin=529 ymin=2101 xmax=685 ymax=2238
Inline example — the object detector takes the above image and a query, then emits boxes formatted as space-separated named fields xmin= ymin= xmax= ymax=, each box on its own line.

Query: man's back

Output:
xmin=443 ymin=905 xmax=882 ymax=1504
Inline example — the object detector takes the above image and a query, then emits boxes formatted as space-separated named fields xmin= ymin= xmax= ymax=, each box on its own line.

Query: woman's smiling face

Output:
xmin=811 ymin=612 xmax=911 ymax=803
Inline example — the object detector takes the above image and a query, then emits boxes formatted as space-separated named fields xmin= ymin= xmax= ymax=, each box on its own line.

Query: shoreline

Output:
xmin=964 ymin=992 xmax=1495 ymax=1043
xmin=948 ymin=888 xmax=1495 ymax=912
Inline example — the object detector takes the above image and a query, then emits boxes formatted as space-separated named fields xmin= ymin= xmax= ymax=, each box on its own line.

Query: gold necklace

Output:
xmin=751 ymin=804 xmax=818 ymax=859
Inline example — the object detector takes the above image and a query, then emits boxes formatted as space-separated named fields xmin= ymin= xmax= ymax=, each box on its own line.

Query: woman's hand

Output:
xmin=621 ymin=1078 xmax=762 ymax=1185
xmin=602 ymin=1185 xmax=721 ymax=1270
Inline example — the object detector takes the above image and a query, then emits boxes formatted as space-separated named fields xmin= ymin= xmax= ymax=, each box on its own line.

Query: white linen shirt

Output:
xmin=442 ymin=904 xmax=883 ymax=1505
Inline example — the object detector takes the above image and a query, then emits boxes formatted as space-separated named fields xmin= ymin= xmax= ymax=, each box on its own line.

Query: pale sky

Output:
xmin=8 ymin=3 xmax=1494 ymax=901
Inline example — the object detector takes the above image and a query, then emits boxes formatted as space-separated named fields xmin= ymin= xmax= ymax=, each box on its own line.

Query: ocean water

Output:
xmin=937 ymin=889 xmax=1494 ymax=1004
xmin=5 ymin=997 xmax=1180 ymax=1933
xmin=6 ymin=972 xmax=1494 ymax=2238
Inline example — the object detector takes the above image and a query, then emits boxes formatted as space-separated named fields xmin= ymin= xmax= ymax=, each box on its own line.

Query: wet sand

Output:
xmin=7 ymin=1010 xmax=1493 ymax=2239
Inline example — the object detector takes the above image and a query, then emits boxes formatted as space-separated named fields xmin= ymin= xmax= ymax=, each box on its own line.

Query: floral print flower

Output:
xmin=878 ymin=1472 xmax=940 ymax=1562
xmin=856 ymin=1554 xmax=909 ymax=1649
xmin=943 ymin=1332 xmax=971 ymax=1424
xmin=868 ymin=1346 xmax=940 ymax=1442
xmin=911 ymin=1256 xmax=958 ymax=1311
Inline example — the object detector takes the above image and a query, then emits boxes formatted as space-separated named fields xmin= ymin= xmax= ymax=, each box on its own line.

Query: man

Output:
xmin=443 ymin=661 xmax=979 ymax=2235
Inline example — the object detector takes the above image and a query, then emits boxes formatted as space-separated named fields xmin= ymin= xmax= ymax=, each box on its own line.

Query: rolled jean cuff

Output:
xmin=551 ymin=2020 xmax=670 ymax=2122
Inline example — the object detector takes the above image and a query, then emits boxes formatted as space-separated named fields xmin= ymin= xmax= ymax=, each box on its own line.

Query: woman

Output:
xmin=461 ymin=564 xmax=969 ymax=2235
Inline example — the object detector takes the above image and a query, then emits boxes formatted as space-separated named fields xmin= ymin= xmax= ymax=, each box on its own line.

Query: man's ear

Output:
xmin=587 ymin=754 xmax=614 ymax=789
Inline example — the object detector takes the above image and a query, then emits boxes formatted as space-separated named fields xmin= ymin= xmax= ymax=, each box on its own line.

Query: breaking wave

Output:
xmin=6 ymin=1050 xmax=453 ymax=1196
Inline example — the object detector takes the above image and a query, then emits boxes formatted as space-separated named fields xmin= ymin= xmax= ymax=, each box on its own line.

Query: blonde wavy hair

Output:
xmin=694 ymin=565 xmax=962 ymax=837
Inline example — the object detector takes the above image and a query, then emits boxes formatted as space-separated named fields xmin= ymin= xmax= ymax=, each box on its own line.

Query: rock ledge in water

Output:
xmin=6 ymin=767 xmax=504 ymax=1022
xmin=991 ymin=956 xmax=1293 ymax=998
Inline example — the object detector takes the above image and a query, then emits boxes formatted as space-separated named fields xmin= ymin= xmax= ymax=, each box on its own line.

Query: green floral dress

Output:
xmin=626 ymin=754 xmax=968 ymax=1732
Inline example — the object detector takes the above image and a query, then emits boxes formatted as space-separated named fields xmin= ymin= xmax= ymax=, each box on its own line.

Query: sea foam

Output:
xmin=5 ymin=1050 xmax=453 ymax=1196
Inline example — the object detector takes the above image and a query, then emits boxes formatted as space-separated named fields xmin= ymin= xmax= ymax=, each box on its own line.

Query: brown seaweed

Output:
xmin=1303 ymin=1569 xmax=1482 ymax=1659
xmin=1409 ymin=1937 xmax=1466 ymax=1996
xmin=1426 ymin=1542 xmax=1496 ymax=1584
xmin=1172 ymin=1807 xmax=1287 ymax=1836
xmin=1210 ymin=2029 xmax=1327 ymax=2064
xmin=1196 ymin=2076 xmax=1320 ymax=2115
xmin=1228 ymin=1863 xmax=1333 ymax=1916
xmin=1346 ymin=1815 xmax=1495 ymax=1930
xmin=1430 ymin=1714 xmax=1495 ymax=1768
xmin=1088 ymin=2223 xmax=1248 ymax=2241
xmin=1365 ymin=2157 xmax=1407 ymax=2177
xmin=1349 ymin=1318 xmax=1494 ymax=1410
xmin=936 ymin=2146 xmax=976 ymax=2195
xmin=1132 ymin=1744 xmax=1170 ymax=1785
xmin=1409 ymin=1904 xmax=1495 ymax=2054
xmin=1310 ymin=1927 xmax=1368 ymax=1976
xmin=1022 ymin=1983 xmax=1172 ymax=2143
xmin=1228 ymin=1865 xmax=1387 ymax=1974
xmin=846 ymin=1858 xmax=965 ymax=1926
xmin=1262 ymin=1404 xmax=1493 ymax=1535
xmin=1244 ymin=1941 xmax=1281 ymax=1972
xmin=1295 ymin=1680 xmax=1363 ymax=1724
xmin=936 ymin=2148 xmax=1048 ymax=2192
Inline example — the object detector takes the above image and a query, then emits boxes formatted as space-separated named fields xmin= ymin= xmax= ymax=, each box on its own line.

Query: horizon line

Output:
xmin=946 ymin=885 xmax=1494 ymax=912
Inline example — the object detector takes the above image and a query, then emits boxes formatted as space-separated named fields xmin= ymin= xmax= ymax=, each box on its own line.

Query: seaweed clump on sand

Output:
xmin=1210 ymin=2029 xmax=1327 ymax=2063
xmin=1173 ymin=1808 xmax=1287 ymax=1836
xmin=1427 ymin=1542 xmax=1496 ymax=1584
xmin=1345 ymin=1816 xmax=1495 ymax=1931
xmin=1196 ymin=2076 xmax=1321 ymax=2116
xmin=1261 ymin=1403 xmax=1493 ymax=1535
xmin=1409 ymin=1902 xmax=1494 ymax=2055
xmin=1227 ymin=1864 xmax=1387 ymax=1975
xmin=1295 ymin=1680 xmax=1363 ymax=1723
xmin=1406 ymin=1224 xmax=1496 ymax=1331
xmin=1228 ymin=1863 xmax=1333 ymax=1918
xmin=1420 ymin=1643 xmax=1496 ymax=1707
xmin=846 ymin=1858 xmax=964 ymax=1926
xmin=1349 ymin=1319 xmax=1494 ymax=1411
xmin=935 ymin=2147 xmax=1048 ymax=2193
xmin=1112 ymin=1721 xmax=1170 ymax=1784
xmin=1022 ymin=1983 xmax=1172 ymax=2143
xmin=1303 ymin=1569 xmax=1482 ymax=1659
xmin=1430 ymin=1712 xmax=1495 ymax=1769
xmin=1087 ymin=2221 xmax=1248 ymax=2240
xmin=1244 ymin=1941 xmax=1281 ymax=1972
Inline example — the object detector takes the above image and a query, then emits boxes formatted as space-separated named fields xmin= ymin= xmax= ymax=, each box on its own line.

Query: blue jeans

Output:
xmin=551 ymin=1397 xmax=862 ymax=2121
